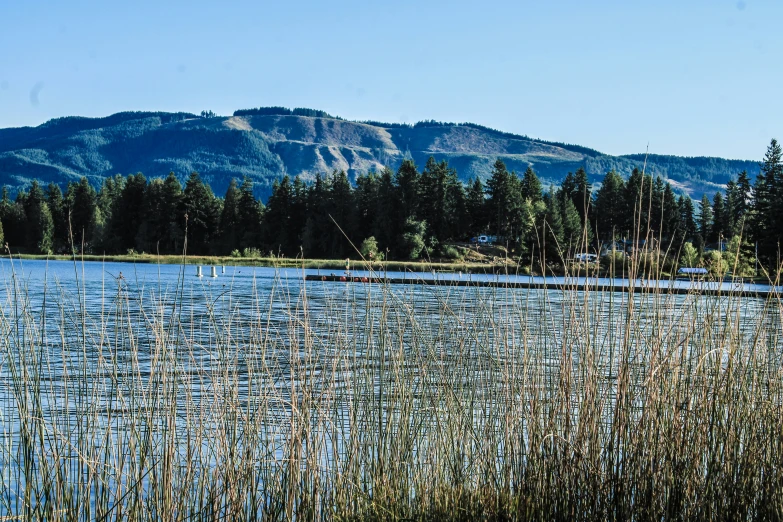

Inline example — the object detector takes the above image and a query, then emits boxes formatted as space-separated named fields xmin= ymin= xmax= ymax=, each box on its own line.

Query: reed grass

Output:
xmin=1 ymin=220 xmax=782 ymax=520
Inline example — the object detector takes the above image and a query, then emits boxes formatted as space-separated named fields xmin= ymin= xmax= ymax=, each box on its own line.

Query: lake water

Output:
xmin=0 ymin=259 xmax=781 ymax=517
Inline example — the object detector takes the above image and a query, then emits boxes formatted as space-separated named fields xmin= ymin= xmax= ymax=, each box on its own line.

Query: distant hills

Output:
xmin=0 ymin=108 xmax=760 ymax=200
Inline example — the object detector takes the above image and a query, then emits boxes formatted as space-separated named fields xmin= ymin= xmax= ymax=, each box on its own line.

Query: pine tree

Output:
xmin=237 ymin=177 xmax=263 ymax=250
xmin=593 ymin=170 xmax=625 ymax=240
xmin=47 ymin=183 xmax=68 ymax=253
xmin=372 ymin=168 xmax=400 ymax=254
xmin=418 ymin=157 xmax=463 ymax=244
xmin=218 ymin=179 xmax=241 ymax=254
xmin=395 ymin=159 xmax=420 ymax=221
xmin=327 ymin=171 xmax=356 ymax=257
xmin=623 ymin=168 xmax=651 ymax=237
xmin=698 ymin=194 xmax=713 ymax=248
xmin=561 ymin=196 xmax=583 ymax=253
xmin=661 ymin=183 xmax=680 ymax=245
xmin=711 ymin=192 xmax=727 ymax=244
xmin=24 ymin=181 xmax=54 ymax=253
xmin=0 ymin=188 xmax=26 ymax=247
xmin=466 ymin=178 xmax=487 ymax=237
xmin=108 ymin=173 xmax=147 ymax=252
xmin=678 ymin=196 xmax=698 ymax=245
xmin=542 ymin=187 xmax=565 ymax=261
xmin=67 ymin=177 xmax=98 ymax=250
xmin=650 ymin=177 xmax=665 ymax=234
xmin=485 ymin=159 xmax=518 ymax=241
xmin=520 ymin=166 xmax=543 ymax=203
xmin=264 ymin=175 xmax=296 ymax=255
xmin=753 ymin=139 xmax=783 ymax=265
xmin=354 ymin=172 xmax=380 ymax=244
xmin=572 ymin=167 xmax=593 ymax=227
xmin=181 ymin=172 xmax=220 ymax=255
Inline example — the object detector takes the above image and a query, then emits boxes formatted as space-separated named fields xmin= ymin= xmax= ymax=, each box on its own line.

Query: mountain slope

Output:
xmin=0 ymin=110 xmax=761 ymax=200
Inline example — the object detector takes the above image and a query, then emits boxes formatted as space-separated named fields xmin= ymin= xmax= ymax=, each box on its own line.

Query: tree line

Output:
xmin=1 ymin=139 xmax=781 ymax=271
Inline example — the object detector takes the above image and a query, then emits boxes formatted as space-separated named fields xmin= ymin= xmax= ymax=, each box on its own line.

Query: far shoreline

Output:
xmin=6 ymin=253 xmax=518 ymax=275
xmin=5 ymin=253 xmax=775 ymax=285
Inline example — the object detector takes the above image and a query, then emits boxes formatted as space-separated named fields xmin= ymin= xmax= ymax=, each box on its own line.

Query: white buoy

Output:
xmin=196 ymin=266 xmax=203 ymax=278
xmin=211 ymin=266 xmax=217 ymax=278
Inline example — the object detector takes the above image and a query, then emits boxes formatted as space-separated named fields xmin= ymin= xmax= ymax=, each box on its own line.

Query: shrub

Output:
xmin=360 ymin=236 xmax=382 ymax=260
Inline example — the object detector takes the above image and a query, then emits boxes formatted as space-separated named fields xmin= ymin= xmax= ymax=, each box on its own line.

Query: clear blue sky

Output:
xmin=1 ymin=0 xmax=779 ymax=160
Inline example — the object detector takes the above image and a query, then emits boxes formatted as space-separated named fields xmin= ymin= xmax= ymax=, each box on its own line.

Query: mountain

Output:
xmin=0 ymin=108 xmax=760 ymax=200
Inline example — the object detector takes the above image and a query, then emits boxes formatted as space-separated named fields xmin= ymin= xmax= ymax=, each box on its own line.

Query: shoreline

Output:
xmin=6 ymin=253 xmax=518 ymax=274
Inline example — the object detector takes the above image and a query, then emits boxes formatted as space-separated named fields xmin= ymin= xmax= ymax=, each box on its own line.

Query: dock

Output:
xmin=304 ymin=274 xmax=781 ymax=299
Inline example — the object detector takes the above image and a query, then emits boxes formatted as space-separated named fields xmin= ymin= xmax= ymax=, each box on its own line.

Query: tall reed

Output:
xmin=0 ymin=237 xmax=781 ymax=520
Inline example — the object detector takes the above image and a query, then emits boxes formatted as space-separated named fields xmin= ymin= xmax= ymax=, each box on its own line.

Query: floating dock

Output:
xmin=304 ymin=274 xmax=781 ymax=299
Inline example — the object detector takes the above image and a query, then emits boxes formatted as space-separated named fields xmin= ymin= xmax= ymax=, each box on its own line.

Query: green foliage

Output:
xmin=594 ymin=170 xmax=625 ymax=239
xmin=704 ymin=250 xmax=729 ymax=277
xmin=24 ymin=181 xmax=53 ymax=254
xmin=723 ymin=236 xmax=756 ymax=277
xmin=680 ymin=242 xmax=700 ymax=268
xmin=359 ymin=236 xmax=383 ymax=260
xmin=401 ymin=218 xmax=427 ymax=260
xmin=439 ymin=244 xmax=462 ymax=260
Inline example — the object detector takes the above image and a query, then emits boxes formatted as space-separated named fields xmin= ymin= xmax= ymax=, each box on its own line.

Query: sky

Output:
xmin=0 ymin=0 xmax=780 ymax=160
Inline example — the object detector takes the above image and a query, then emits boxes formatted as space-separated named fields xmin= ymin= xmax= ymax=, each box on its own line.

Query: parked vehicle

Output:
xmin=574 ymin=253 xmax=598 ymax=263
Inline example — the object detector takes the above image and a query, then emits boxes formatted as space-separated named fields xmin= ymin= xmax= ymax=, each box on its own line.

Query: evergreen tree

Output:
xmin=137 ymin=173 xmax=183 ymax=254
xmin=264 ymin=175 xmax=297 ymax=255
xmin=108 ymin=173 xmax=147 ymax=252
xmin=561 ymin=196 xmax=583 ymax=253
xmin=753 ymin=139 xmax=782 ymax=265
xmin=520 ymin=166 xmax=543 ymax=203
xmin=724 ymin=180 xmax=739 ymax=237
xmin=661 ymin=183 xmax=680 ymax=245
xmin=711 ymin=192 xmax=727 ymax=245
xmin=354 ymin=172 xmax=380 ymax=244
xmin=418 ymin=157 xmax=463 ymax=244
xmin=24 ymin=181 xmax=53 ymax=253
xmin=466 ymin=178 xmax=488 ymax=237
xmin=650 ymin=177 xmax=665 ymax=234
xmin=371 ymin=168 xmax=400 ymax=255
xmin=327 ymin=170 xmax=356 ymax=257
xmin=290 ymin=175 xmax=309 ymax=251
xmin=623 ymin=168 xmax=651 ymax=236
xmin=540 ymin=186 xmax=565 ymax=261
xmin=67 ymin=177 xmax=98 ymax=250
xmin=218 ymin=179 xmax=241 ymax=254
xmin=698 ymin=194 xmax=713 ymax=248
xmin=237 ymin=177 xmax=263 ymax=250
xmin=678 ymin=196 xmax=698 ymax=245
xmin=0 ymin=188 xmax=26 ymax=247
xmin=181 ymin=172 xmax=220 ymax=255
xmin=485 ymin=160 xmax=517 ymax=240
xmin=47 ymin=183 xmax=68 ymax=253
xmin=735 ymin=169 xmax=752 ymax=233
xmin=395 ymin=160 xmax=420 ymax=221
xmin=593 ymin=170 xmax=625 ymax=240
xmin=572 ymin=167 xmax=593 ymax=226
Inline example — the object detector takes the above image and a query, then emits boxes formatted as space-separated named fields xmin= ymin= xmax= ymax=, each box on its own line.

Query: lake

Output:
xmin=0 ymin=259 xmax=781 ymax=518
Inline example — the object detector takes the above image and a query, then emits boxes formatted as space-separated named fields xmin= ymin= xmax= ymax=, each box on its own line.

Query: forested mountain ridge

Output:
xmin=0 ymin=108 xmax=760 ymax=200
